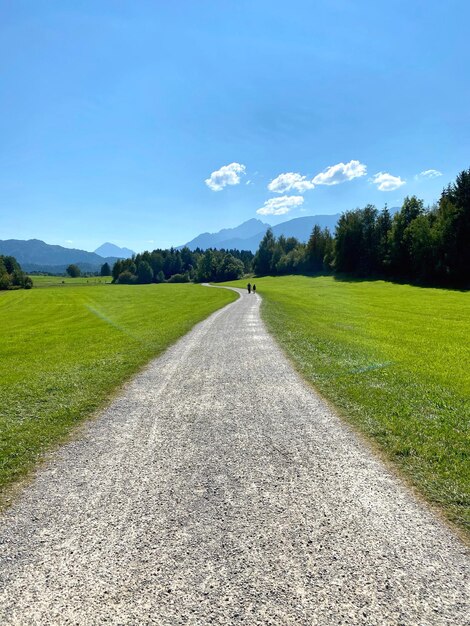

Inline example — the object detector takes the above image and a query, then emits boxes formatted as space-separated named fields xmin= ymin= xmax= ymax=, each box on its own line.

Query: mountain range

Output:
xmin=181 ymin=214 xmax=342 ymax=252
xmin=1 ymin=210 xmax=399 ymax=272
xmin=182 ymin=208 xmax=400 ymax=252
xmin=0 ymin=239 xmax=122 ymax=274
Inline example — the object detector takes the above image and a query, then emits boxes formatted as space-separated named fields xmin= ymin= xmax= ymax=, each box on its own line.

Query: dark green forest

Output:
xmin=110 ymin=168 xmax=469 ymax=288
xmin=253 ymin=168 xmax=469 ymax=286
xmin=111 ymin=248 xmax=253 ymax=284
xmin=0 ymin=256 xmax=32 ymax=290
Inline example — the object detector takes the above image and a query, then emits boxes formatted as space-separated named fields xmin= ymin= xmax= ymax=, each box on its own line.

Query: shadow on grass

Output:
xmin=332 ymin=272 xmax=470 ymax=293
xmin=249 ymin=270 xmax=469 ymax=292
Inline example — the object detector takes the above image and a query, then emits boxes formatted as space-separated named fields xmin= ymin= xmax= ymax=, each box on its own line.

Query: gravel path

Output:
xmin=0 ymin=287 xmax=468 ymax=625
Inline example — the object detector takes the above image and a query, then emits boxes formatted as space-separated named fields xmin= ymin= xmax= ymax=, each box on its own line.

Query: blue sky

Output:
xmin=1 ymin=0 xmax=469 ymax=252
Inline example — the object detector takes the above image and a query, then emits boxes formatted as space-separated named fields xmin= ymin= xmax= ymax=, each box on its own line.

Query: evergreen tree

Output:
xmin=359 ymin=205 xmax=379 ymax=274
xmin=150 ymin=252 xmax=164 ymax=277
xmin=180 ymin=247 xmax=194 ymax=271
xmin=322 ymin=230 xmax=334 ymax=271
xmin=376 ymin=208 xmax=393 ymax=273
xmin=136 ymin=261 xmax=153 ymax=284
xmin=334 ymin=210 xmax=363 ymax=273
xmin=100 ymin=262 xmax=111 ymax=276
xmin=390 ymin=196 xmax=424 ymax=277
xmin=306 ymin=225 xmax=329 ymax=272
xmin=112 ymin=260 xmax=122 ymax=282
xmin=406 ymin=214 xmax=436 ymax=282
xmin=435 ymin=168 xmax=470 ymax=284
xmin=253 ymin=229 xmax=275 ymax=275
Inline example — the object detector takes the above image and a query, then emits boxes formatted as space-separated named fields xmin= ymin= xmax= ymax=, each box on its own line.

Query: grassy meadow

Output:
xmin=224 ymin=275 xmax=470 ymax=533
xmin=0 ymin=282 xmax=236 ymax=499
xmin=29 ymin=275 xmax=113 ymax=287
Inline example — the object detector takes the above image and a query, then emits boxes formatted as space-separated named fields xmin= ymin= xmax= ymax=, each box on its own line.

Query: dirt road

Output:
xmin=0 ymin=288 xmax=468 ymax=624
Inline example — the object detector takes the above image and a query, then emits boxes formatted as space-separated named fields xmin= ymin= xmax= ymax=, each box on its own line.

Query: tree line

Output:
xmin=110 ymin=247 xmax=253 ymax=284
xmin=0 ymin=256 xmax=33 ymax=290
xmin=253 ymin=168 xmax=470 ymax=287
xmin=106 ymin=168 xmax=469 ymax=288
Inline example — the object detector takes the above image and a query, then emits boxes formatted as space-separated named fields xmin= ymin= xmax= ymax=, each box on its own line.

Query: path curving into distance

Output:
xmin=0 ymin=287 xmax=468 ymax=625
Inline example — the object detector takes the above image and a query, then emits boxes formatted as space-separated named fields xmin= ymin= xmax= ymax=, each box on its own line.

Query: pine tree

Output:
xmin=100 ymin=262 xmax=111 ymax=276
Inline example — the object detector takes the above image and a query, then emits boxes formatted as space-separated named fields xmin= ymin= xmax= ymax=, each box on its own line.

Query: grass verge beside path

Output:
xmin=223 ymin=276 xmax=470 ymax=535
xmin=0 ymin=283 xmax=236 ymax=500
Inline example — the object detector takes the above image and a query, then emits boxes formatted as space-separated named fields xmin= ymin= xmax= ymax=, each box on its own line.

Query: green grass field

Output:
xmin=29 ymin=275 xmax=113 ymax=287
xmin=0 ymin=283 xmax=236 ymax=499
xmin=224 ymin=276 xmax=470 ymax=534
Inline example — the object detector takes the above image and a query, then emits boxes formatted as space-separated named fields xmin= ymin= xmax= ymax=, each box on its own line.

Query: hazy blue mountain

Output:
xmin=226 ymin=214 xmax=340 ymax=252
xmin=271 ymin=214 xmax=340 ymax=239
xmin=0 ymin=239 xmax=117 ymax=273
xmin=95 ymin=242 xmax=135 ymax=258
xmin=181 ymin=218 xmax=270 ymax=250
xmin=182 ymin=214 xmax=339 ymax=252
xmin=181 ymin=209 xmax=400 ymax=253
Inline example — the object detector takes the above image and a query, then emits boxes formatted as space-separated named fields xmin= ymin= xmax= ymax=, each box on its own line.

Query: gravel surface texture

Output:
xmin=0 ymin=287 xmax=469 ymax=625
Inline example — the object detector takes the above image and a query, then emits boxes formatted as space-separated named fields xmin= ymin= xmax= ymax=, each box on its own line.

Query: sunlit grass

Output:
xmin=0 ymin=283 xmax=236 ymax=498
xmin=29 ymin=275 xmax=112 ymax=287
xmin=224 ymin=275 xmax=470 ymax=534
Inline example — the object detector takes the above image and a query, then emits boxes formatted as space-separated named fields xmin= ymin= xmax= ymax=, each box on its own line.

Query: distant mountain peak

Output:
xmin=94 ymin=242 xmax=135 ymax=259
xmin=181 ymin=214 xmax=339 ymax=252
xmin=0 ymin=238 xmax=122 ymax=273
xmin=240 ymin=218 xmax=267 ymax=225
xmin=181 ymin=218 xmax=271 ymax=251
xmin=180 ymin=208 xmax=401 ymax=253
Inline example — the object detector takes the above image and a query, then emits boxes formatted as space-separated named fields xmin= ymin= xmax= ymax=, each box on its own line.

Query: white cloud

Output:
xmin=370 ymin=172 xmax=406 ymax=191
xmin=205 ymin=162 xmax=246 ymax=191
xmin=268 ymin=172 xmax=315 ymax=194
xmin=256 ymin=195 xmax=304 ymax=216
xmin=416 ymin=169 xmax=442 ymax=180
xmin=312 ymin=160 xmax=367 ymax=185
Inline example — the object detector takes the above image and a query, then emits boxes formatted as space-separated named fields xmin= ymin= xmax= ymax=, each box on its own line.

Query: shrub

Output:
xmin=0 ymin=272 xmax=11 ymax=290
xmin=66 ymin=264 xmax=81 ymax=278
xmin=167 ymin=272 xmax=190 ymax=283
xmin=0 ymin=256 xmax=32 ymax=290
xmin=117 ymin=270 xmax=136 ymax=284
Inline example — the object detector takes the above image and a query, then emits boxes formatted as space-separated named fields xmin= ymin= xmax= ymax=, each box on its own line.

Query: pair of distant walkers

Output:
xmin=247 ymin=282 xmax=256 ymax=294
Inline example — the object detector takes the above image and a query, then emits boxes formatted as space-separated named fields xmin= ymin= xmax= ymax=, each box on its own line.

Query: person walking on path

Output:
xmin=252 ymin=284 xmax=256 ymax=294
xmin=247 ymin=283 xmax=251 ymax=294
